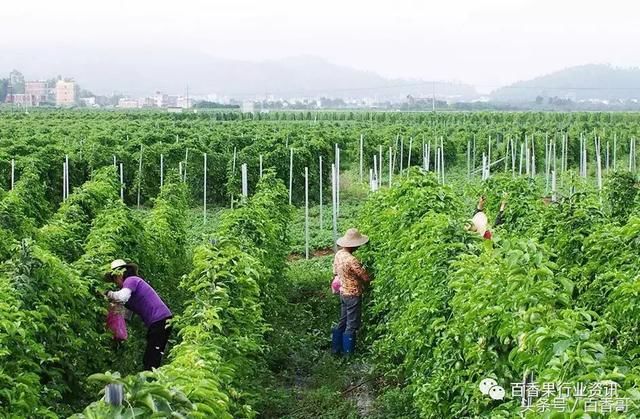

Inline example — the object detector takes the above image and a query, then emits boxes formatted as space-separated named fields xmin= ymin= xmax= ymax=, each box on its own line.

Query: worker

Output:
xmin=105 ymin=259 xmax=173 ymax=370
xmin=467 ymin=195 xmax=507 ymax=239
xmin=331 ymin=228 xmax=371 ymax=356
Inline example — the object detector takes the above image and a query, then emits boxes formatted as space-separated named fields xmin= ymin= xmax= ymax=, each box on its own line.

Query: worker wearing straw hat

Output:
xmin=332 ymin=228 xmax=371 ymax=356
xmin=104 ymin=259 xmax=173 ymax=370
xmin=467 ymin=195 xmax=506 ymax=239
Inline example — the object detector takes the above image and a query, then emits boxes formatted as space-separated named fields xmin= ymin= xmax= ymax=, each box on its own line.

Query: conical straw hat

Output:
xmin=111 ymin=259 xmax=127 ymax=270
xmin=470 ymin=211 xmax=489 ymax=236
xmin=337 ymin=228 xmax=369 ymax=248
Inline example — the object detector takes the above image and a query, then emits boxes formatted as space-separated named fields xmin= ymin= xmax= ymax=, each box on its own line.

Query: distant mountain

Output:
xmin=0 ymin=48 xmax=477 ymax=100
xmin=491 ymin=64 xmax=640 ymax=102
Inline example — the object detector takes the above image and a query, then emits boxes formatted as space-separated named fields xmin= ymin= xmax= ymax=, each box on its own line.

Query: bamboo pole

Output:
xmin=467 ymin=140 xmax=471 ymax=178
xmin=596 ymin=138 xmax=603 ymax=193
xmin=369 ymin=168 xmax=374 ymax=191
xmin=203 ymin=153 xmax=207 ymax=221
xmin=504 ymin=139 xmax=509 ymax=173
xmin=378 ymin=145 xmax=383 ymax=188
xmin=332 ymin=163 xmax=338 ymax=253
xmin=631 ymin=138 xmax=637 ymax=173
xmin=545 ymin=136 xmax=550 ymax=192
xmin=488 ymin=136 xmax=492 ymax=171
xmin=136 ymin=145 xmax=143 ymax=209
xmin=62 ymin=161 xmax=67 ymax=201
xmin=289 ymin=147 xmax=294 ymax=205
xmin=10 ymin=159 xmax=14 ymax=190
xmin=531 ymin=135 xmax=536 ymax=178
xmin=241 ymin=163 xmax=248 ymax=198
xmin=400 ymin=137 xmax=404 ymax=172
xmin=486 ymin=148 xmax=491 ymax=179
xmin=184 ymin=148 xmax=189 ymax=183
xmin=560 ymin=134 xmax=566 ymax=188
xmin=564 ymin=134 xmax=568 ymax=174
xmin=232 ymin=146 xmax=237 ymax=175
xmin=319 ymin=155 xmax=323 ymax=230
xmin=388 ymin=147 xmax=393 ymax=187
xmin=65 ymin=154 xmax=70 ymax=198
xmin=440 ymin=146 xmax=445 ymax=184
xmin=525 ymin=136 xmax=530 ymax=176
xmin=482 ymin=153 xmax=487 ymax=180
xmin=359 ymin=134 xmax=364 ymax=182
xmin=373 ymin=155 xmax=378 ymax=191
xmin=336 ymin=145 xmax=340 ymax=216
xmin=393 ymin=134 xmax=399 ymax=173
xmin=440 ymin=137 xmax=445 ymax=184
xmin=519 ymin=142 xmax=524 ymax=175
xmin=613 ymin=133 xmax=617 ymax=170
xmin=119 ymin=162 xmax=124 ymax=201
xmin=160 ymin=154 xmax=164 ymax=188
xmin=511 ymin=139 xmax=516 ymax=177
xmin=305 ymin=166 xmax=309 ymax=259
xmin=552 ymin=138 xmax=557 ymax=191
xmin=407 ymin=137 xmax=413 ymax=174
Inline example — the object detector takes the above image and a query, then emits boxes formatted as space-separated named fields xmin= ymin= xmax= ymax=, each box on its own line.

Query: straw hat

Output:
xmin=111 ymin=259 xmax=128 ymax=270
xmin=110 ymin=259 xmax=138 ymax=274
xmin=470 ymin=211 xmax=489 ymax=236
xmin=337 ymin=228 xmax=369 ymax=248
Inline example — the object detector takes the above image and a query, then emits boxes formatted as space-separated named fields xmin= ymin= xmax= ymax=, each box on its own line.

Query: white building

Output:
xmin=118 ymin=98 xmax=140 ymax=109
xmin=241 ymin=101 xmax=255 ymax=113
xmin=80 ymin=97 xmax=97 ymax=107
xmin=177 ymin=96 xmax=192 ymax=109
xmin=154 ymin=91 xmax=169 ymax=107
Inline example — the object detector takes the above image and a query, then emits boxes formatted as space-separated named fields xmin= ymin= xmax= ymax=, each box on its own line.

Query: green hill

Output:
xmin=491 ymin=64 xmax=640 ymax=103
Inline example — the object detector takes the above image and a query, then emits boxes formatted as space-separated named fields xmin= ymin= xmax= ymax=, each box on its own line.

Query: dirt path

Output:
xmin=261 ymin=256 xmax=378 ymax=418
xmin=287 ymin=247 xmax=334 ymax=261
xmin=343 ymin=362 xmax=376 ymax=417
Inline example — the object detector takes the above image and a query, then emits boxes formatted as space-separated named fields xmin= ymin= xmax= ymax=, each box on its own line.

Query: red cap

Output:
xmin=483 ymin=230 xmax=492 ymax=240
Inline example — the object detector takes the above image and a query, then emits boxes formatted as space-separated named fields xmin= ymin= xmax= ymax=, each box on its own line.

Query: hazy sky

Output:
xmin=2 ymin=0 xmax=639 ymax=90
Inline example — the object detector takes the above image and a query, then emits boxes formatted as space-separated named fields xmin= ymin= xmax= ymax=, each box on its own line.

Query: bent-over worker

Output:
xmin=468 ymin=195 xmax=507 ymax=239
xmin=105 ymin=259 xmax=172 ymax=370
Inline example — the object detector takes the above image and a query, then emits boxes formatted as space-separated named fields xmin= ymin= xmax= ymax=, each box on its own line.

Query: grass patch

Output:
xmin=260 ymin=257 xmax=361 ymax=418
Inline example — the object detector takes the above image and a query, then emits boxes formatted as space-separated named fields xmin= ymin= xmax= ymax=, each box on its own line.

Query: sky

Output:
xmin=2 ymin=0 xmax=639 ymax=92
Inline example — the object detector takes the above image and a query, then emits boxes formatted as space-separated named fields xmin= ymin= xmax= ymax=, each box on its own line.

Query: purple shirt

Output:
xmin=123 ymin=276 xmax=172 ymax=327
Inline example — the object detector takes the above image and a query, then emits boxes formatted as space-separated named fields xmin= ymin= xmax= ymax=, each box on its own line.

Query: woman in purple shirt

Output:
xmin=105 ymin=259 xmax=172 ymax=370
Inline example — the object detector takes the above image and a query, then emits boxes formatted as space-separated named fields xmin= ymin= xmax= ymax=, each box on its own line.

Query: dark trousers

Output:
xmin=143 ymin=317 xmax=172 ymax=370
xmin=337 ymin=295 xmax=362 ymax=334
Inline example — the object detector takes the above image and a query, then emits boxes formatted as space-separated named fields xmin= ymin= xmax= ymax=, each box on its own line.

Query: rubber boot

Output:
xmin=331 ymin=327 xmax=343 ymax=354
xmin=343 ymin=331 xmax=356 ymax=356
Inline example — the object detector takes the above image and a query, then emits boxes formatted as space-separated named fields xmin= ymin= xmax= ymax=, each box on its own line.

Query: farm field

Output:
xmin=2 ymin=110 xmax=640 ymax=418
